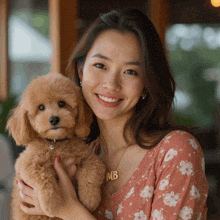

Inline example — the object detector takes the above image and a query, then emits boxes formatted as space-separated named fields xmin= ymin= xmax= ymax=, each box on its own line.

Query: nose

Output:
xmin=103 ymin=71 xmax=121 ymax=91
xmin=49 ymin=116 xmax=60 ymax=126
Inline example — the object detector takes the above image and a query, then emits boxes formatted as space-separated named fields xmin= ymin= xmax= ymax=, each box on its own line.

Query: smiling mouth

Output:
xmin=96 ymin=94 xmax=123 ymax=103
xmin=51 ymin=127 xmax=61 ymax=130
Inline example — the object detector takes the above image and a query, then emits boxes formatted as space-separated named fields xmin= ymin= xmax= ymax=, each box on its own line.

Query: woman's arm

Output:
xmin=17 ymin=156 xmax=97 ymax=220
xmin=151 ymin=131 xmax=208 ymax=219
xmin=60 ymin=202 xmax=97 ymax=220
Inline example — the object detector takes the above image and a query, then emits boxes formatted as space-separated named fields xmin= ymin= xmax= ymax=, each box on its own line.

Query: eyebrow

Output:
xmin=125 ymin=61 xmax=141 ymax=66
xmin=92 ymin=53 xmax=141 ymax=66
xmin=92 ymin=53 xmax=111 ymax=61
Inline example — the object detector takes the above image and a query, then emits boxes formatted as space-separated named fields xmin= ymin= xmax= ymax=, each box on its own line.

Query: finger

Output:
xmin=22 ymin=180 xmax=34 ymax=189
xmin=19 ymin=190 xmax=35 ymax=205
xmin=17 ymin=180 xmax=34 ymax=198
xmin=19 ymin=203 xmax=42 ymax=216
xmin=17 ymin=172 xmax=30 ymax=186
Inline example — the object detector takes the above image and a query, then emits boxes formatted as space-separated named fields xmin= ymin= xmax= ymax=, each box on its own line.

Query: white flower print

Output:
xmin=117 ymin=203 xmax=123 ymax=215
xmin=152 ymin=209 xmax=164 ymax=220
xmin=178 ymin=206 xmax=193 ymax=219
xmin=163 ymin=191 xmax=179 ymax=207
xmin=125 ymin=187 xmax=134 ymax=199
xmin=98 ymin=210 xmax=102 ymax=215
xmin=134 ymin=210 xmax=147 ymax=220
xmin=105 ymin=209 xmax=113 ymax=219
xmin=189 ymin=139 xmax=198 ymax=150
xmin=160 ymin=149 xmax=164 ymax=154
xmin=164 ymin=148 xmax=178 ymax=162
xmin=159 ymin=179 xmax=169 ymax=191
xmin=190 ymin=185 xmax=200 ymax=199
xmin=164 ymin=135 xmax=172 ymax=143
xmin=197 ymin=213 xmax=202 ymax=220
xmin=201 ymin=157 xmax=205 ymax=173
xmin=179 ymin=161 xmax=194 ymax=175
xmin=140 ymin=185 xmax=154 ymax=199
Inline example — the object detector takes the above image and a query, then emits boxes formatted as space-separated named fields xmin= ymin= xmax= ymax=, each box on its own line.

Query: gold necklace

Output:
xmin=105 ymin=146 xmax=128 ymax=182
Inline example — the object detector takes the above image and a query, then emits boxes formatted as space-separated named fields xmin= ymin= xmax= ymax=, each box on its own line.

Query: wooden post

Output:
xmin=0 ymin=0 xmax=9 ymax=100
xmin=150 ymin=0 xmax=169 ymax=47
xmin=49 ymin=0 xmax=78 ymax=76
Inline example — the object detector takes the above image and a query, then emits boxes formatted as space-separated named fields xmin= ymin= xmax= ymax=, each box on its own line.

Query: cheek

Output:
xmin=81 ymin=75 xmax=97 ymax=101
xmin=81 ymin=85 xmax=92 ymax=109
xmin=59 ymin=109 xmax=77 ymax=127
xmin=31 ymin=113 xmax=50 ymax=132
xmin=126 ymin=81 xmax=144 ymax=97
xmin=83 ymin=65 xmax=101 ymax=84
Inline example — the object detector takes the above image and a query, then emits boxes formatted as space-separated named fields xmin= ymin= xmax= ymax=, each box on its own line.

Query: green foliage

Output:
xmin=173 ymin=114 xmax=196 ymax=127
xmin=32 ymin=11 xmax=50 ymax=38
xmin=0 ymin=181 xmax=6 ymax=190
xmin=169 ymin=45 xmax=219 ymax=128
xmin=13 ymin=10 xmax=49 ymax=38
xmin=0 ymin=94 xmax=18 ymax=134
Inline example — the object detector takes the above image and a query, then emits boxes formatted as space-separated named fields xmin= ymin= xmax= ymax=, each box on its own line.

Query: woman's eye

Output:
xmin=58 ymin=101 xmax=66 ymax=108
xmin=38 ymin=105 xmax=45 ymax=111
xmin=125 ymin=69 xmax=138 ymax=75
xmin=94 ymin=63 xmax=106 ymax=69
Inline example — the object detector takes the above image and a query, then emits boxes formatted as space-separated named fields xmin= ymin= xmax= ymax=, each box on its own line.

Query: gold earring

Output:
xmin=142 ymin=94 xmax=146 ymax=100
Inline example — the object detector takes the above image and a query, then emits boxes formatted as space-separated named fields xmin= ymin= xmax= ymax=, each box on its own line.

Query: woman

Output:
xmin=17 ymin=9 xmax=208 ymax=219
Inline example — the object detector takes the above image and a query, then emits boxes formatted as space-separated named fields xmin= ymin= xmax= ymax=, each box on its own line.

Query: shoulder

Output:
xmin=158 ymin=130 xmax=201 ymax=152
xmin=153 ymin=130 xmax=205 ymax=170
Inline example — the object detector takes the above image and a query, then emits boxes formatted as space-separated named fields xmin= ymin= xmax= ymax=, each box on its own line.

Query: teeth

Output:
xmin=98 ymin=94 xmax=121 ymax=103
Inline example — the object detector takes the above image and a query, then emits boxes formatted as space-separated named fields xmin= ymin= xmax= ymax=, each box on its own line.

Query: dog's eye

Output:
xmin=39 ymin=105 xmax=45 ymax=111
xmin=58 ymin=101 xmax=65 ymax=108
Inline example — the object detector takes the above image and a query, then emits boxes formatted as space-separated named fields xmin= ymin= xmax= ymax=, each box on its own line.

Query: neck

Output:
xmin=45 ymin=137 xmax=70 ymax=143
xmin=97 ymin=116 xmax=133 ymax=156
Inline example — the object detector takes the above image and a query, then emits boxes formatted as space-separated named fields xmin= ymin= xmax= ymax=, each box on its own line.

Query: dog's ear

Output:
xmin=6 ymin=102 xmax=36 ymax=146
xmin=75 ymin=100 xmax=93 ymax=138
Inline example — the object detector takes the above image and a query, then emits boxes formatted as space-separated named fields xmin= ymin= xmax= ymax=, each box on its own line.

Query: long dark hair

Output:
xmin=66 ymin=8 xmax=185 ymax=149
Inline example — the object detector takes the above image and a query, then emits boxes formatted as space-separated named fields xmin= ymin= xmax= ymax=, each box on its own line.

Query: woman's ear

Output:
xmin=77 ymin=65 xmax=83 ymax=83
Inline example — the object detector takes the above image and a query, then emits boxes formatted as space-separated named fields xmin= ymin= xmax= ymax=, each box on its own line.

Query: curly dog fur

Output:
xmin=7 ymin=73 xmax=106 ymax=220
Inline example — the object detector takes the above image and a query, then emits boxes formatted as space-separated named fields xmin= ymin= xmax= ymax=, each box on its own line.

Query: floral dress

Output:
xmin=91 ymin=130 xmax=209 ymax=220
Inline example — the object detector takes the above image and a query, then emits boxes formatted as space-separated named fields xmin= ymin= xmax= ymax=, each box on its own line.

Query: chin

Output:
xmin=42 ymin=128 xmax=69 ymax=140
xmin=96 ymin=113 xmax=121 ymax=121
xmin=95 ymin=110 xmax=133 ymax=122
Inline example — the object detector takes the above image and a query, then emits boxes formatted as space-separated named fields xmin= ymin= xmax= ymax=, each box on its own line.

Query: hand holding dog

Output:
xmin=17 ymin=156 xmax=83 ymax=219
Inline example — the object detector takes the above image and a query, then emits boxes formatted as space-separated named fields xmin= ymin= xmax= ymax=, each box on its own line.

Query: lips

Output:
xmin=97 ymin=93 xmax=123 ymax=99
xmin=51 ymin=127 xmax=60 ymax=130
xmin=95 ymin=93 xmax=123 ymax=108
xmin=97 ymin=94 xmax=122 ymax=102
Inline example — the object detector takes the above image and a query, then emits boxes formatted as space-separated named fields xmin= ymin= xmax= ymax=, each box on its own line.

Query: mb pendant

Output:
xmin=106 ymin=171 xmax=119 ymax=181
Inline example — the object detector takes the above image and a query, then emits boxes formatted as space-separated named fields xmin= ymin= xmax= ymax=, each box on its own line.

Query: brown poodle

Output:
xmin=6 ymin=72 xmax=106 ymax=220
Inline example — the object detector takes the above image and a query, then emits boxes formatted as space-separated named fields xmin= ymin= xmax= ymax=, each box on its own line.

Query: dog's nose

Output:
xmin=49 ymin=116 xmax=60 ymax=126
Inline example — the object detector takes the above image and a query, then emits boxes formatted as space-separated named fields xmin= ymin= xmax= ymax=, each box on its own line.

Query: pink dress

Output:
xmin=91 ymin=130 xmax=209 ymax=220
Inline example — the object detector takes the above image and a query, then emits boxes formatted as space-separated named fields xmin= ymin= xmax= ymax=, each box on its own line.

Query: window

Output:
xmin=8 ymin=0 xmax=50 ymax=98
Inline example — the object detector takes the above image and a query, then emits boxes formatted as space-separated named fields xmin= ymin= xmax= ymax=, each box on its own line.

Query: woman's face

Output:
xmin=78 ymin=30 xmax=144 ymax=122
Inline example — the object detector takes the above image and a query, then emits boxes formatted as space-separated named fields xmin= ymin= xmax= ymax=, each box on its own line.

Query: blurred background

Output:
xmin=0 ymin=0 xmax=220 ymax=219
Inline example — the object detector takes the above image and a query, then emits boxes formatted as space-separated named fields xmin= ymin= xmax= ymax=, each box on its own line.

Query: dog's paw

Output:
xmin=78 ymin=189 xmax=102 ymax=212
xmin=38 ymin=186 xmax=62 ymax=217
